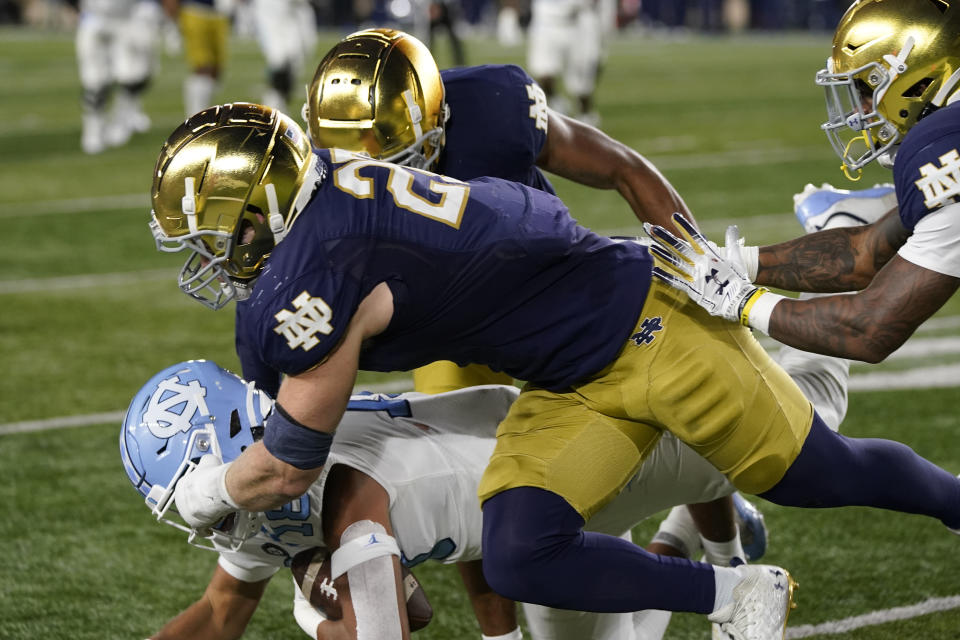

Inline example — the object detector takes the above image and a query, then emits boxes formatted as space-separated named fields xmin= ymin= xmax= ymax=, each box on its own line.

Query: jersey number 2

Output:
xmin=330 ymin=149 xmax=471 ymax=228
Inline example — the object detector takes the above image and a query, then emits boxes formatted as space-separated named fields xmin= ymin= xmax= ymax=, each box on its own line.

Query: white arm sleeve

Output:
xmin=897 ymin=205 xmax=960 ymax=277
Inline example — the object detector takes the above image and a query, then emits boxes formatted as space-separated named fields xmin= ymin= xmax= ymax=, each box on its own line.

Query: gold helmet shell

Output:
xmin=305 ymin=28 xmax=446 ymax=169
xmin=817 ymin=0 xmax=960 ymax=175
xmin=150 ymin=103 xmax=315 ymax=309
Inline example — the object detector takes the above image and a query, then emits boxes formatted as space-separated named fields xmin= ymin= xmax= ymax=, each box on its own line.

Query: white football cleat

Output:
xmin=708 ymin=565 xmax=797 ymax=640
xmin=793 ymin=182 xmax=897 ymax=233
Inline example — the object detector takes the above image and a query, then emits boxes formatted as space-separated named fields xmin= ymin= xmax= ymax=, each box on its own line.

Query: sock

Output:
xmin=482 ymin=487 xmax=717 ymax=614
xmin=184 ymin=73 xmax=216 ymax=117
xmin=711 ymin=565 xmax=743 ymax=615
xmin=650 ymin=505 xmax=701 ymax=558
xmin=761 ymin=412 xmax=960 ymax=529
xmin=701 ymin=531 xmax=745 ymax=567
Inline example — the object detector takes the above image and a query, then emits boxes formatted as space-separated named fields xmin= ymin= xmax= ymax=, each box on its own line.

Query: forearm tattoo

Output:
xmin=756 ymin=215 xmax=908 ymax=293
xmin=768 ymin=258 xmax=960 ymax=361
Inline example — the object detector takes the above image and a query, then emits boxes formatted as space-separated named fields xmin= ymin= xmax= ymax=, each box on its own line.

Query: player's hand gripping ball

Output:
xmin=291 ymin=546 xmax=433 ymax=630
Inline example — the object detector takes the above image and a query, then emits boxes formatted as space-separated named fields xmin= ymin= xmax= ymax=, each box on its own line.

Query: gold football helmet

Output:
xmin=304 ymin=28 xmax=446 ymax=169
xmin=150 ymin=103 xmax=318 ymax=309
xmin=817 ymin=0 xmax=960 ymax=177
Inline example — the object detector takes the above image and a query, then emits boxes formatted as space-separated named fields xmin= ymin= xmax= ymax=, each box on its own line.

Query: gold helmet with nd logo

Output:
xmin=817 ymin=0 xmax=960 ymax=178
xmin=150 ymin=103 xmax=321 ymax=310
xmin=304 ymin=28 xmax=447 ymax=170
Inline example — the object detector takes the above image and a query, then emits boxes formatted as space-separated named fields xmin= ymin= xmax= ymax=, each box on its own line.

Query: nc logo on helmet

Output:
xmin=142 ymin=376 xmax=211 ymax=439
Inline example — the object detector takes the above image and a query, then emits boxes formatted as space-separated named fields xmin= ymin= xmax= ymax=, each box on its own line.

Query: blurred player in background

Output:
xmin=645 ymin=0 xmax=960 ymax=382
xmin=526 ymin=0 xmax=615 ymax=125
xmin=122 ymin=360 xmax=749 ymax=640
xmin=73 ymin=0 xmax=158 ymax=153
xmin=249 ymin=0 xmax=318 ymax=113
xmin=162 ymin=0 xmax=230 ymax=116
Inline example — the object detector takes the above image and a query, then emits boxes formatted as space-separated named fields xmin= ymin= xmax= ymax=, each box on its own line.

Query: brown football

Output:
xmin=290 ymin=546 xmax=433 ymax=631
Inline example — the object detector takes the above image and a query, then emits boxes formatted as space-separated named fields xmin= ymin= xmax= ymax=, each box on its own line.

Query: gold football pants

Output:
xmin=413 ymin=360 xmax=514 ymax=395
xmin=179 ymin=5 xmax=229 ymax=72
xmin=478 ymin=280 xmax=814 ymax=521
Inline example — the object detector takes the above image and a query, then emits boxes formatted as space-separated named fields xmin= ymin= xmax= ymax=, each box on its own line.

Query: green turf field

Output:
xmin=1 ymin=24 xmax=959 ymax=640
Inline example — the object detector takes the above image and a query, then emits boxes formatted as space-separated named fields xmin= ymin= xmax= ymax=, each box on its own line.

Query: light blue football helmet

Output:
xmin=120 ymin=360 xmax=273 ymax=550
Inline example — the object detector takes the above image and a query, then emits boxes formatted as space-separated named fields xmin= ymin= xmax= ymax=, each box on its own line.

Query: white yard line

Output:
xmin=848 ymin=364 xmax=960 ymax=391
xmin=3 ymin=359 xmax=957 ymax=436
xmin=786 ymin=594 xmax=960 ymax=638
xmin=0 ymin=379 xmax=414 ymax=435
xmin=0 ymin=269 xmax=171 ymax=294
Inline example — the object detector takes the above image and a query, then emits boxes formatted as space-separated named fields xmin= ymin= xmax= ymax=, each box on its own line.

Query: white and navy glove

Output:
xmin=174 ymin=454 xmax=240 ymax=533
xmin=643 ymin=213 xmax=783 ymax=334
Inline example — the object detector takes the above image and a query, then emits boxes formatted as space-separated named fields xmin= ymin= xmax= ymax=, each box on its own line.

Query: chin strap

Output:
xmin=263 ymin=154 xmax=327 ymax=245
xmin=264 ymin=183 xmax=286 ymax=244
xmin=182 ymin=177 xmax=199 ymax=233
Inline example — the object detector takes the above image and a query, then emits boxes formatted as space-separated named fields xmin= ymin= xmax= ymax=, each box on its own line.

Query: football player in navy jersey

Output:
xmin=149 ymin=102 xmax=960 ymax=640
xmin=301 ymin=28 xmax=694 ymax=398
xmin=646 ymin=0 xmax=960 ymax=369
xmin=301 ymin=29 xmax=757 ymax=580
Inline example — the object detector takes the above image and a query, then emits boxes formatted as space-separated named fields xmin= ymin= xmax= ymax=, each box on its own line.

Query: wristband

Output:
xmin=482 ymin=628 xmax=523 ymax=640
xmin=738 ymin=288 xmax=786 ymax=335
xmin=263 ymin=403 xmax=334 ymax=470
xmin=742 ymin=245 xmax=759 ymax=281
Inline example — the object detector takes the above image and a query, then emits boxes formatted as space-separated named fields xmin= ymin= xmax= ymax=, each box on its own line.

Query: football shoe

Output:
xmin=708 ymin=565 xmax=797 ymax=640
xmin=793 ymin=183 xmax=896 ymax=234
xmin=733 ymin=493 xmax=768 ymax=562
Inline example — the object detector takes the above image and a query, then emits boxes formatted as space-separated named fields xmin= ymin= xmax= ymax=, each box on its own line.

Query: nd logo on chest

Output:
xmin=273 ymin=291 xmax=335 ymax=351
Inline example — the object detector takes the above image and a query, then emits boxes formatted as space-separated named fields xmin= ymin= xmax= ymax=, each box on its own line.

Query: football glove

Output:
xmin=643 ymin=213 xmax=781 ymax=333
xmin=174 ymin=454 xmax=240 ymax=534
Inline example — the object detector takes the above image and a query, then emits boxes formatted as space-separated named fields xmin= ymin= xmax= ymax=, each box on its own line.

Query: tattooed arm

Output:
xmin=765 ymin=255 xmax=960 ymax=362
xmin=754 ymin=210 xmax=960 ymax=361
xmin=755 ymin=210 xmax=910 ymax=293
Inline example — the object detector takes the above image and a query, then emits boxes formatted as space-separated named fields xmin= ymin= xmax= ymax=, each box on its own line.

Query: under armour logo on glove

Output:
xmin=706 ymin=268 xmax=730 ymax=295
xmin=631 ymin=316 xmax=664 ymax=346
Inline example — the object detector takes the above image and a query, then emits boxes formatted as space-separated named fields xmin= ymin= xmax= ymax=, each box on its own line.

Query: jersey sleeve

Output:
xmin=897 ymin=203 xmax=960 ymax=277
xmin=893 ymin=102 xmax=960 ymax=231
xmin=441 ymin=65 xmax=550 ymax=175
xmin=235 ymin=302 xmax=282 ymax=397
xmin=237 ymin=265 xmax=363 ymax=377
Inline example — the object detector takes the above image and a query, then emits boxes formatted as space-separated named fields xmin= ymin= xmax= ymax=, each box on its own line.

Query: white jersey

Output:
xmin=215 ymin=384 xmax=734 ymax=578
xmin=215 ymin=385 xmax=516 ymax=582
xmin=213 ymin=384 xmax=734 ymax=640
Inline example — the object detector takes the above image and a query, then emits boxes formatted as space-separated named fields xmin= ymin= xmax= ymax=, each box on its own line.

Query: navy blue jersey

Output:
xmin=438 ymin=65 xmax=555 ymax=194
xmin=894 ymin=101 xmax=960 ymax=230
xmin=236 ymin=150 xmax=652 ymax=395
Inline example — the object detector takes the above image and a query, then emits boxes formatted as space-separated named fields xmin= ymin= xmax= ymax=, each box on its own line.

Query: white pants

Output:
xmin=527 ymin=0 xmax=604 ymax=97
xmin=252 ymin=0 xmax=317 ymax=72
xmin=76 ymin=1 xmax=156 ymax=90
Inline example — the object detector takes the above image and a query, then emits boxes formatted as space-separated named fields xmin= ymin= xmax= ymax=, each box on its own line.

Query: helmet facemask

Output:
xmin=816 ymin=38 xmax=914 ymax=178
